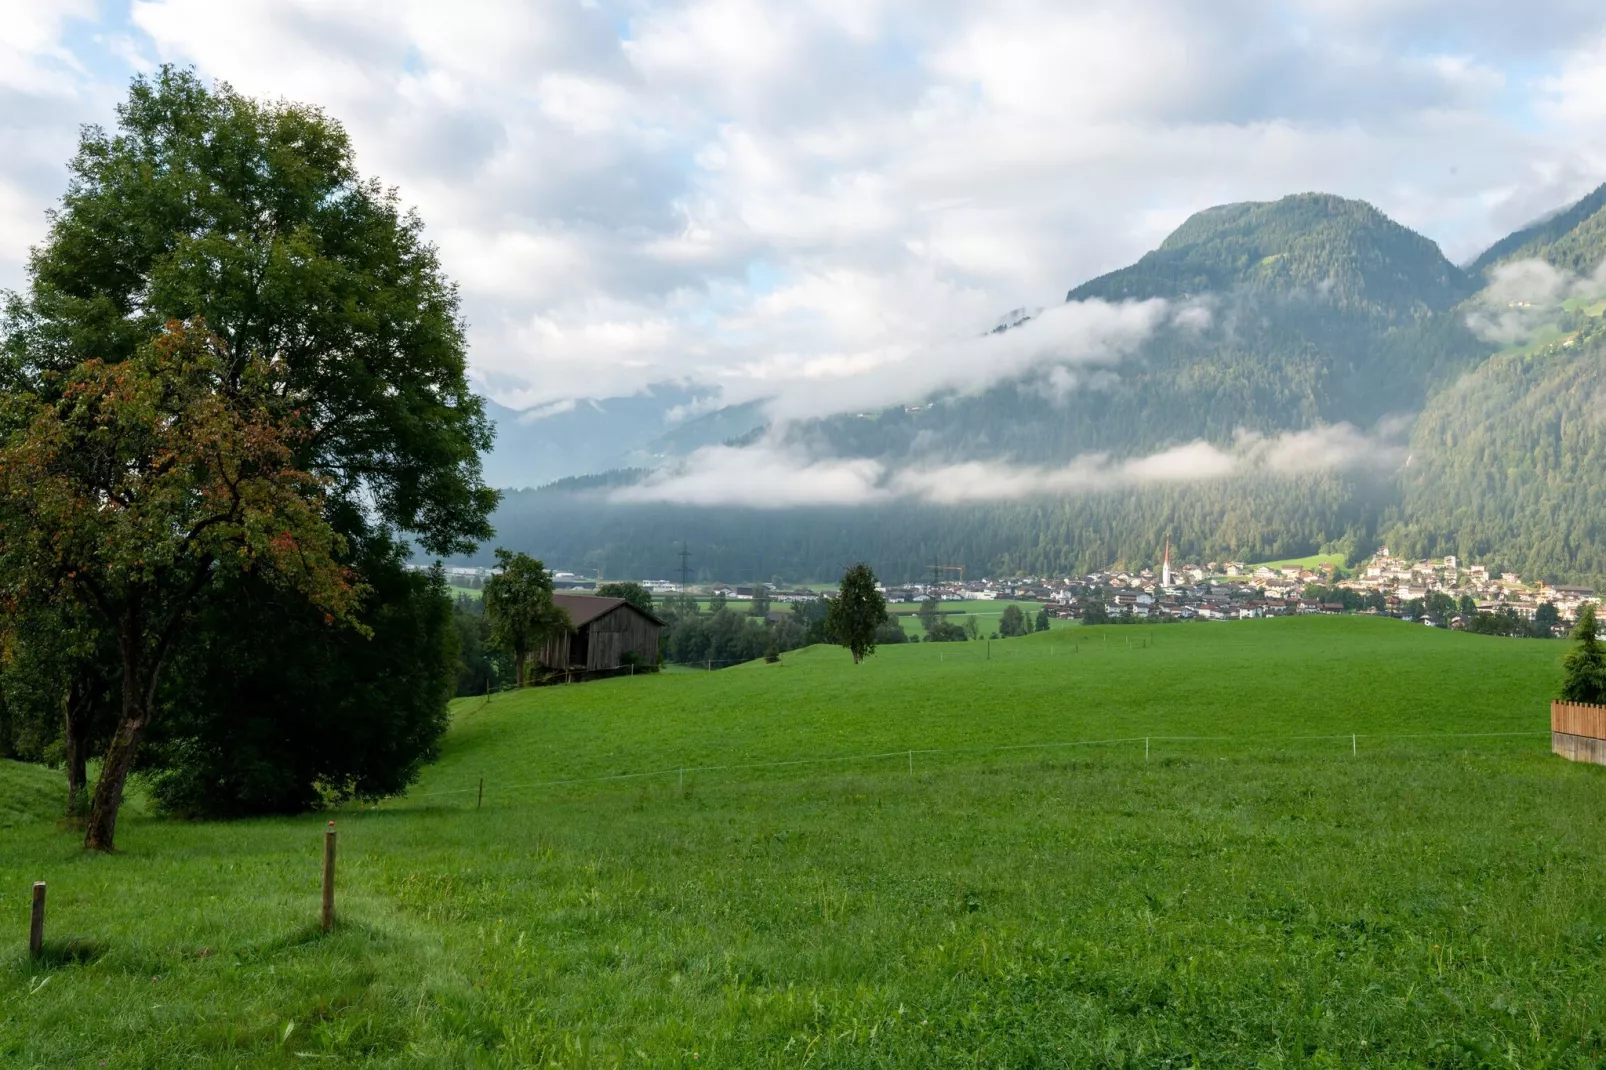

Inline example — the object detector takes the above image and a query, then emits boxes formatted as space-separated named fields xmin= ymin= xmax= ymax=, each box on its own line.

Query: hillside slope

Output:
xmin=1467 ymin=181 xmax=1606 ymax=278
xmin=1390 ymin=312 xmax=1606 ymax=581
xmin=1383 ymin=182 xmax=1606 ymax=583
xmin=5 ymin=618 xmax=1595 ymax=1066
xmin=0 ymin=758 xmax=63 ymax=829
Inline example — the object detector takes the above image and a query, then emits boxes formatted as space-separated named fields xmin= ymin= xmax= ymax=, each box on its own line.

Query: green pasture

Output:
xmin=886 ymin=598 xmax=1073 ymax=637
xmin=6 ymin=617 xmax=1606 ymax=1066
xmin=1243 ymin=552 xmax=1348 ymax=574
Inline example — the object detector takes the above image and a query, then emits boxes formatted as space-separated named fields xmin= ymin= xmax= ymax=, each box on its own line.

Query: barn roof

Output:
xmin=554 ymin=593 xmax=666 ymax=628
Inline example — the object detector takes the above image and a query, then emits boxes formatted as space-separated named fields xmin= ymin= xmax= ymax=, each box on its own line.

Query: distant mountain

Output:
xmin=481 ymin=388 xmax=766 ymax=489
xmin=1070 ymin=193 xmax=1472 ymax=318
xmin=791 ymin=193 xmax=1485 ymax=472
xmin=467 ymin=186 xmax=1606 ymax=587
xmin=1467 ymin=182 xmax=1606 ymax=279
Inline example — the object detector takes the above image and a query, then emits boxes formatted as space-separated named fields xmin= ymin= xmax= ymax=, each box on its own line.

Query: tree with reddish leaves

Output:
xmin=0 ymin=320 xmax=361 ymax=851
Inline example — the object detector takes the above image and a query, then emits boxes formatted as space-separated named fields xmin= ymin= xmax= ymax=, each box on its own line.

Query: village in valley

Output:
xmin=437 ymin=545 xmax=1599 ymax=637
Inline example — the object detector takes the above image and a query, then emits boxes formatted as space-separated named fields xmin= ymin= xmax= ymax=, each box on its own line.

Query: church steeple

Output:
xmin=1162 ymin=537 xmax=1172 ymax=588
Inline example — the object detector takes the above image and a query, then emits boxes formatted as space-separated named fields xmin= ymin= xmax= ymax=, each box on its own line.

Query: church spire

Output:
xmin=1162 ymin=537 xmax=1172 ymax=588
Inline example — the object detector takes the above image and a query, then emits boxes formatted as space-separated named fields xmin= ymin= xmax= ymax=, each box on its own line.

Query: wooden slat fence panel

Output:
xmin=1551 ymin=701 xmax=1606 ymax=739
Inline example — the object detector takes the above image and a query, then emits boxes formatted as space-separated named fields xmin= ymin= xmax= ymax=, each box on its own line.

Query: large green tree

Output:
xmin=2 ymin=68 xmax=496 ymax=552
xmin=0 ymin=322 xmax=361 ymax=850
xmin=826 ymin=564 xmax=888 ymax=664
xmin=484 ymin=550 xmax=570 ymax=685
xmin=144 ymin=548 xmax=457 ymax=817
xmin=0 ymin=68 xmax=497 ymax=816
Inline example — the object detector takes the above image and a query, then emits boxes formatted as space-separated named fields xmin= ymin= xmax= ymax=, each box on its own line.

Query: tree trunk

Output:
xmin=84 ymin=633 xmax=149 ymax=852
xmin=63 ymin=679 xmax=92 ymax=817
xmin=0 ymin=692 xmax=13 ymax=760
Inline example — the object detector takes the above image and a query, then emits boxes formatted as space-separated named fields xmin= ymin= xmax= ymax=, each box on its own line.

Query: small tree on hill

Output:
xmin=1561 ymin=604 xmax=1606 ymax=704
xmin=484 ymin=550 xmax=570 ymax=686
xmin=0 ymin=322 xmax=361 ymax=851
xmin=1035 ymin=607 xmax=1051 ymax=632
xmin=827 ymin=563 xmax=888 ymax=664
xmin=917 ymin=595 xmax=941 ymax=634
xmin=999 ymin=604 xmax=1027 ymax=637
xmin=1082 ymin=598 xmax=1110 ymax=625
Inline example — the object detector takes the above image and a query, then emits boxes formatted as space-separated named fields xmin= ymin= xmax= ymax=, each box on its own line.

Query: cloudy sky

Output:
xmin=5 ymin=0 xmax=1606 ymax=420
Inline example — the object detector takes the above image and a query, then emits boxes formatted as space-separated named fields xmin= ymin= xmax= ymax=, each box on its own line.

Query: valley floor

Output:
xmin=4 ymin=617 xmax=1603 ymax=1067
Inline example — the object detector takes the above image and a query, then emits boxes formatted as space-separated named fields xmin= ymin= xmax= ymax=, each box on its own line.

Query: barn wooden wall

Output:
xmin=538 ymin=606 xmax=661 ymax=674
xmin=582 ymin=607 xmax=661 ymax=671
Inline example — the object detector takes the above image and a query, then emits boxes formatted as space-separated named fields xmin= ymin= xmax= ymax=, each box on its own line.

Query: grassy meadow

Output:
xmin=885 ymin=598 xmax=1076 ymax=637
xmin=6 ymin=617 xmax=1606 ymax=1066
xmin=1243 ymin=553 xmax=1349 ymax=573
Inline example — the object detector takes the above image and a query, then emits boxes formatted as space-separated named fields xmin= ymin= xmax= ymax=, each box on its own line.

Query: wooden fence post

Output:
xmin=29 ymin=882 xmax=45 ymax=957
xmin=321 ymin=822 xmax=337 ymax=932
xmin=477 ymin=777 xmax=484 ymax=810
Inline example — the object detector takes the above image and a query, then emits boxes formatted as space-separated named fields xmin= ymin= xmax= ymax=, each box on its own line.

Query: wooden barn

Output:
xmin=539 ymin=594 xmax=664 ymax=678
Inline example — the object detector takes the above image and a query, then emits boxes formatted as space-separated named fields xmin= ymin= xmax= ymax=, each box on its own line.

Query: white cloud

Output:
xmin=1465 ymin=257 xmax=1606 ymax=344
xmin=615 ymin=421 xmax=1403 ymax=506
xmin=2 ymin=0 xmax=1606 ymax=424
xmin=734 ymin=294 xmax=1174 ymax=421
xmin=613 ymin=440 xmax=889 ymax=506
xmin=1237 ymin=423 xmax=1407 ymax=474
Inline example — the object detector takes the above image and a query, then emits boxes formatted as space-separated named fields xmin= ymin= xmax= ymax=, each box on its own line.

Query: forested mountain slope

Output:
xmin=1069 ymin=193 xmax=1471 ymax=317
xmin=796 ymin=193 xmax=1486 ymax=470
xmin=1467 ymin=182 xmax=1606 ymax=279
xmin=1389 ymin=315 xmax=1606 ymax=580
xmin=474 ymin=188 xmax=1606 ymax=587
xmin=487 ymin=472 xmax=1379 ymax=583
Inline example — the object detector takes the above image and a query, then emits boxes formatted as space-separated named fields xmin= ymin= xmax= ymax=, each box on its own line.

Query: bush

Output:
xmin=874 ymin=617 xmax=910 ymax=645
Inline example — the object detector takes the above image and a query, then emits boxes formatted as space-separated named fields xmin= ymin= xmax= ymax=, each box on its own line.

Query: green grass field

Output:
xmin=886 ymin=598 xmax=1075 ymax=637
xmin=1244 ymin=553 xmax=1348 ymax=573
xmin=5 ymin=617 xmax=1605 ymax=1066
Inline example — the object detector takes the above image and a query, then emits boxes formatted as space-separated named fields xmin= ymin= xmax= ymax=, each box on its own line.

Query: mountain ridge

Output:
xmin=1069 ymin=192 xmax=1472 ymax=320
xmin=1467 ymin=182 xmax=1606 ymax=279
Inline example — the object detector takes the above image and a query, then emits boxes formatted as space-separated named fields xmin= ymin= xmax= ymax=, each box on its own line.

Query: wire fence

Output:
xmin=399 ymin=727 xmax=1553 ymax=806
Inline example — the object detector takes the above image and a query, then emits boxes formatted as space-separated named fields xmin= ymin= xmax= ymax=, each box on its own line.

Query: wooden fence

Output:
xmin=1551 ymin=701 xmax=1606 ymax=766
